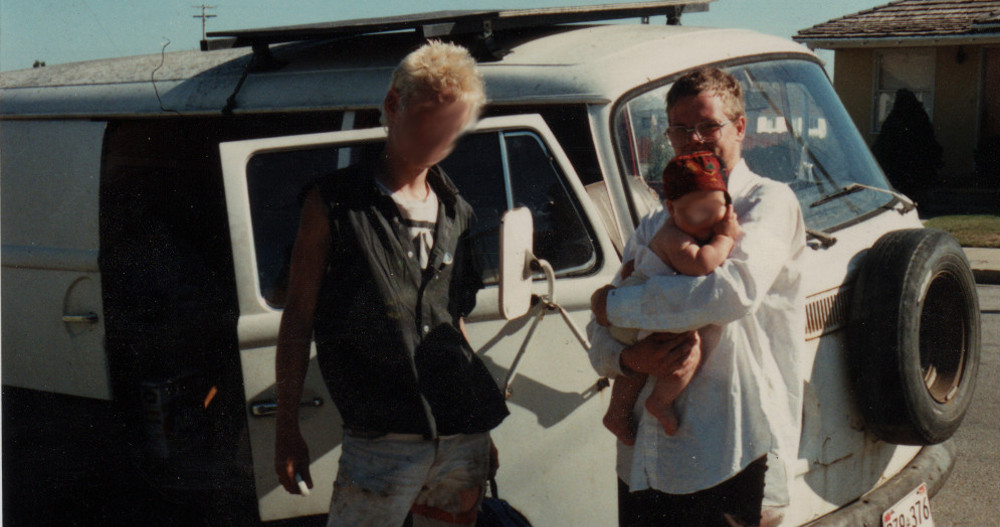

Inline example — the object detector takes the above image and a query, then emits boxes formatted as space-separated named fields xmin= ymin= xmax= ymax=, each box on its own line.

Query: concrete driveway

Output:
xmin=932 ymin=283 xmax=1000 ymax=525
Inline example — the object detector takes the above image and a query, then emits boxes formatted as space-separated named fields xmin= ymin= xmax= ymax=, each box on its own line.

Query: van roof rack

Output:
xmin=201 ymin=1 xmax=714 ymax=58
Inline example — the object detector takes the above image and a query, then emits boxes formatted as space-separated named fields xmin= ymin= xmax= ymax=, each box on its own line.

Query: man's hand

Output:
xmin=275 ymin=428 xmax=313 ymax=495
xmin=621 ymin=331 xmax=699 ymax=379
xmin=713 ymin=204 xmax=743 ymax=241
xmin=591 ymin=284 xmax=615 ymax=327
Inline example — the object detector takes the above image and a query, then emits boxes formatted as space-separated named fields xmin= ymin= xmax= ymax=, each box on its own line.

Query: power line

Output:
xmin=80 ymin=0 xmax=122 ymax=55
xmin=192 ymin=5 xmax=217 ymax=41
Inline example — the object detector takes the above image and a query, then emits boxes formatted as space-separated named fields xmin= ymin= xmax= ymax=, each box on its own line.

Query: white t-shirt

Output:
xmin=377 ymin=179 xmax=439 ymax=269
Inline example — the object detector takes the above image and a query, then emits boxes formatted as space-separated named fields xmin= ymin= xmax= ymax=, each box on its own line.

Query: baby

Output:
xmin=604 ymin=150 xmax=742 ymax=445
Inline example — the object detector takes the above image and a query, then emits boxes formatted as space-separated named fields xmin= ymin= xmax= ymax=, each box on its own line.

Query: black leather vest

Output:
xmin=311 ymin=163 xmax=508 ymax=437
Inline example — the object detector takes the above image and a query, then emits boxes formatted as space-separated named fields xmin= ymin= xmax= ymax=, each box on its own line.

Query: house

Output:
xmin=795 ymin=0 xmax=1000 ymax=188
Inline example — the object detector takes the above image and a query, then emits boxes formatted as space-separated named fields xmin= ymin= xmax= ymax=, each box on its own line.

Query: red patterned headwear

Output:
xmin=661 ymin=151 xmax=730 ymax=204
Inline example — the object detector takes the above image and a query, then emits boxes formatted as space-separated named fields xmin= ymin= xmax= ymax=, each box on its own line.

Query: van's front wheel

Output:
xmin=849 ymin=228 xmax=980 ymax=445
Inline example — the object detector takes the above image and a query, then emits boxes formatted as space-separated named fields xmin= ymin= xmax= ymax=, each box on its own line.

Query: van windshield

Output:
xmin=614 ymin=59 xmax=894 ymax=232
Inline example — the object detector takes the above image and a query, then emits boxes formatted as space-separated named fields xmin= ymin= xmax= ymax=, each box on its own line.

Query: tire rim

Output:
xmin=919 ymin=270 xmax=967 ymax=404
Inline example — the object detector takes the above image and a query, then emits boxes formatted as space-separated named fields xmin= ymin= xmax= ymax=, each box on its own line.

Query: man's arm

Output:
xmin=606 ymin=184 xmax=804 ymax=333
xmin=588 ymin=207 xmax=674 ymax=376
xmin=587 ymin=211 xmax=653 ymax=375
xmin=451 ymin=218 xmax=485 ymax=320
xmin=459 ymin=316 xmax=500 ymax=479
xmin=588 ymin=319 xmax=698 ymax=380
xmin=587 ymin=319 xmax=629 ymax=378
xmin=274 ymin=188 xmax=330 ymax=495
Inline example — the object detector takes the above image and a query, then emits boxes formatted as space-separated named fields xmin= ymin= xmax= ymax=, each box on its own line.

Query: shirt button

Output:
xmin=407 ymin=251 xmax=414 ymax=259
xmin=423 ymin=325 xmax=430 ymax=334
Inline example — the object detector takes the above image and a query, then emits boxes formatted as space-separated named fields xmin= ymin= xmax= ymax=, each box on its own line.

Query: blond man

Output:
xmin=274 ymin=41 xmax=508 ymax=527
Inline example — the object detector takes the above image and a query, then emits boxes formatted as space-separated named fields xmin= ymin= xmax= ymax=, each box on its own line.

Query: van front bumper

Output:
xmin=805 ymin=439 xmax=956 ymax=526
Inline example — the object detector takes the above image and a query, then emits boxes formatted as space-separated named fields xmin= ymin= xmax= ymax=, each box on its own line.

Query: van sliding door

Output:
xmin=1 ymin=120 xmax=111 ymax=400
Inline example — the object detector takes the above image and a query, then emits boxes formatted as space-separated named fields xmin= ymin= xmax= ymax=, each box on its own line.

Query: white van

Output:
xmin=1 ymin=3 xmax=980 ymax=525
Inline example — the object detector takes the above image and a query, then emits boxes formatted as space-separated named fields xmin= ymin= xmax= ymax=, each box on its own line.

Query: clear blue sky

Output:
xmin=0 ymin=0 xmax=883 ymax=73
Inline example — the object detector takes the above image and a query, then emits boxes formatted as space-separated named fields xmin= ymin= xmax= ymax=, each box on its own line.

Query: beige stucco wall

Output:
xmin=933 ymin=45 xmax=980 ymax=180
xmin=832 ymin=49 xmax=875 ymax=144
xmin=829 ymin=45 xmax=983 ymax=182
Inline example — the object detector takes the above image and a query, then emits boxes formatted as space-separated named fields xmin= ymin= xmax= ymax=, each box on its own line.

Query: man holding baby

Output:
xmin=589 ymin=67 xmax=808 ymax=527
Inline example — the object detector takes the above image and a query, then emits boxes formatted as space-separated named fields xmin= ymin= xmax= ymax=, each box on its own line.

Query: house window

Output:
xmin=873 ymin=49 xmax=935 ymax=133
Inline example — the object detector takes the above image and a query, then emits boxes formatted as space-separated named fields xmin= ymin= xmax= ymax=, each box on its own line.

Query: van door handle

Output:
xmin=62 ymin=312 xmax=99 ymax=324
xmin=250 ymin=397 xmax=324 ymax=417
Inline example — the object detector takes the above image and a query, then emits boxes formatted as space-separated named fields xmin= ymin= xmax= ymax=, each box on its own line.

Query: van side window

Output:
xmin=503 ymin=131 xmax=596 ymax=274
xmin=436 ymin=133 xmax=507 ymax=284
xmin=442 ymin=129 xmax=598 ymax=281
xmin=245 ymin=128 xmax=597 ymax=308
xmin=246 ymin=146 xmax=349 ymax=307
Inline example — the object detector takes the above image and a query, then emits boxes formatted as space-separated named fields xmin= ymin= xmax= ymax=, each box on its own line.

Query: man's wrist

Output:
xmin=276 ymin=411 xmax=301 ymax=433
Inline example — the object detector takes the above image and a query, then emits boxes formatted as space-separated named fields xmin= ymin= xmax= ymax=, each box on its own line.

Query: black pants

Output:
xmin=618 ymin=455 xmax=767 ymax=527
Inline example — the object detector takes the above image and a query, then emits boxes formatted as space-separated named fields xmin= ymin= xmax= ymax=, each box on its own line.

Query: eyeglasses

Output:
xmin=665 ymin=119 xmax=730 ymax=142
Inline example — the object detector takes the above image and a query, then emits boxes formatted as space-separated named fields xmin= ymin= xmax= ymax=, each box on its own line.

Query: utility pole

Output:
xmin=193 ymin=5 xmax=217 ymax=41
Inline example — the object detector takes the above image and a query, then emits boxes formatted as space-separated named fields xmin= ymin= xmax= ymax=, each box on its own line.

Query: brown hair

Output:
xmin=666 ymin=67 xmax=745 ymax=121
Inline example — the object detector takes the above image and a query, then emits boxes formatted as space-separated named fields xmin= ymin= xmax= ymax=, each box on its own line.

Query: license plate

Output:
xmin=882 ymin=482 xmax=934 ymax=527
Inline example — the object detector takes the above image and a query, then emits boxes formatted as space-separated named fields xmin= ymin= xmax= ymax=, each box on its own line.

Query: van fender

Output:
xmin=807 ymin=440 xmax=956 ymax=526
xmin=848 ymin=228 xmax=980 ymax=445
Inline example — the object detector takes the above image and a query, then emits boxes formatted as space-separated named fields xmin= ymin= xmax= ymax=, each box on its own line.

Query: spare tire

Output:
xmin=849 ymin=228 xmax=980 ymax=445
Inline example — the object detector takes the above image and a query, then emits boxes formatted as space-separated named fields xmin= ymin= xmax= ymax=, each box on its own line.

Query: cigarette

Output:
xmin=295 ymin=473 xmax=310 ymax=497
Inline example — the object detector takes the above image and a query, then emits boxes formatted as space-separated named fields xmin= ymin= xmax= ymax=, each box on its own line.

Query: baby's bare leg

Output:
xmin=604 ymin=373 xmax=648 ymax=446
xmin=644 ymin=333 xmax=702 ymax=436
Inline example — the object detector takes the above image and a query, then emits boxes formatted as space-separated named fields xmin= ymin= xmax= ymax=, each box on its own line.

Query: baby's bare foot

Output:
xmin=645 ymin=397 xmax=679 ymax=436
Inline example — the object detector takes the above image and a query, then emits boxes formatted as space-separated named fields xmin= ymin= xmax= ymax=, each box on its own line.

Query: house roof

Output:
xmin=794 ymin=0 xmax=1000 ymax=48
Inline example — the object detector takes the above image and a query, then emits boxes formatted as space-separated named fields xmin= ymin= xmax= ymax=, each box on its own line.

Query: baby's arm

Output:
xmin=665 ymin=228 xmax=731 ymax=276
xmin=651 ymin=207 xmax=742 ymax=276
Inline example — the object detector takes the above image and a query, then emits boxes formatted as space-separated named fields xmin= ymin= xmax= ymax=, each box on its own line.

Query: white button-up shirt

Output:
xmin=587 ymin=159 xmax=807 ymax=498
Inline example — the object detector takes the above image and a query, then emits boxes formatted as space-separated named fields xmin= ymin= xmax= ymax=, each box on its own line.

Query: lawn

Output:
xmin=923 ymin=215 xmax=1000 ymax=248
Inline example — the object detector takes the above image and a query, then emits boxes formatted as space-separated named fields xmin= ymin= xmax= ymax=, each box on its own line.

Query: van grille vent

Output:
xmin=805 ymin=286 xmax=850 ymax=340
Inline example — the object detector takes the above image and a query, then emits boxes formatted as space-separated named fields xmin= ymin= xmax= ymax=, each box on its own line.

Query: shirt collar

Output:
xmin=726 ymin=158 xmax=755 ymax=199
xmin=426 ymin=166 xmax=460 ymax=207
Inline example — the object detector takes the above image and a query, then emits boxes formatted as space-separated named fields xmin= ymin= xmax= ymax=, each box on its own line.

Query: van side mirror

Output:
xmin=497 ymin=207 xmax=591 ymax=395
xmin=499 ymin=207 xmax=534 ymax=320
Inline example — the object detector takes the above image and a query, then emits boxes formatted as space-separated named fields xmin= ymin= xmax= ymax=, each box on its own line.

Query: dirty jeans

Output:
xmin=327 ymin=431 xmax=490 ymax=527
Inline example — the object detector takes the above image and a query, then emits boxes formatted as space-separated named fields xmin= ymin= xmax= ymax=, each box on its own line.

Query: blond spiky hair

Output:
xmin=381 ymin=40 xmax=486 ymax=127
